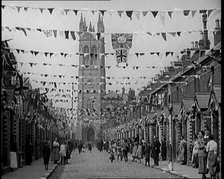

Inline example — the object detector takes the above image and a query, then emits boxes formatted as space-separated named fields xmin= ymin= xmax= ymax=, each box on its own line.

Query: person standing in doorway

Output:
xmin=122 ymin=139 xmax=129 ymax=162
xmin=177 ymin=135 xmax=187 ymax=165
xmin=161 ymin=138 xmax=167 ymax=161
xmin=151 ymin=136 xmax=161 ymax=166
xmin=43 ymin=141 xmax=51 ymax=170
xmin=192 ymin=134 xmax=199 ymax=168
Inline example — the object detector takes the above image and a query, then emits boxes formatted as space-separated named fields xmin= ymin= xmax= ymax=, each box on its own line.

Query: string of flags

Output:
xmin=1 ymin=4 xmax=220 ymax=20
xmin=3 ymin=25 xmax=216 ymax=41
xmin=6 ymin=45 xmax=201 ymax=59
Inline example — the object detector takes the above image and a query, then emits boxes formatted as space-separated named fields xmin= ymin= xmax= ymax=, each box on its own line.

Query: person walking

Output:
xmin=151 ymin=136 xmax=161 ymax=166
xmin=42 ymin=141 xmax=51 ymax=170
xmin=177 ymin=135 xmax=187 ymax=165
xmin=206 ymin=134 xmax=219 ymax=179
xmin=52 ymin=138 xmax=60 ymax=164
xmin=78 ymin=142 xmax=83 ymax=154
xmin=59 ymin=141 xmax=66 ymax=165
xmin=144 ymin=142 xmax=151 ymax=167
xmin=198 ymin=131 xmax=208 ymax=179
xmin=192 ymin=134 xmax=199 ymax=168
xmin=122 ymin=139 xmax=129 ymax=162
xmin=132 ymin=141 xmax=138 ymax=162
xmin=136 ymin=140 xmax=143 ymax=163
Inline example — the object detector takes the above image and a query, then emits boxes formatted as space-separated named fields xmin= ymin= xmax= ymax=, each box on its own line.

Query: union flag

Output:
xmin=116 ymin=48 xmax=128 ymax=64
xmin=111 ymin=33 xmax=133 ymax=49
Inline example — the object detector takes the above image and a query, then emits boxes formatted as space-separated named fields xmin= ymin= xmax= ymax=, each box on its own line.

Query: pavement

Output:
xmin=127 ymin=154 xmax=205 ymax=179
xmin=2 ymin=156 xmax=59 ymax=179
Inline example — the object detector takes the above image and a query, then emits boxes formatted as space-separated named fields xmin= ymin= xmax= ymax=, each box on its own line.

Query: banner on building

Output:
xmin=111 ymin=33 xmax=133 ymax=66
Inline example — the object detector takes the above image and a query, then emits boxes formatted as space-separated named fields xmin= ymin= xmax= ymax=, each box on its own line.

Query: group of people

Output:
xmin=105 ymin=135 xmax=166 ymax=167
xmin=44 ymin=138 xmax=73 ymax=170
xmin=76 ymin=141 xmax=93 ymax=154
xmin=191 ymin=130 xmax=220 ymax=179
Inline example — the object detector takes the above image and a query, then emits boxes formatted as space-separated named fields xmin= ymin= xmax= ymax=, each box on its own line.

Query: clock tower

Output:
xmin=76 ymin=13 xmax=106 ymax=142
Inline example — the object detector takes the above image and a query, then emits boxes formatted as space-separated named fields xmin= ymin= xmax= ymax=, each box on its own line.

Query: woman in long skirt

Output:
xmin=197 ymin=131 xmax=208 ymax=179
xmin=132 ymin=142 xmax=138 ymax=162
xmin=43 ymin=141 xmax=51 ymax=170
xmin=51 ymin=138 xmax=60 ymax=164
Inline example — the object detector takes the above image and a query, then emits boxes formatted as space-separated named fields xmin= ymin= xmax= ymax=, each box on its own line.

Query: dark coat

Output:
xmin=151 ymin=140 xmax=161 ymax=158
xmin=43 ymin=143 xmax=51 ymax=164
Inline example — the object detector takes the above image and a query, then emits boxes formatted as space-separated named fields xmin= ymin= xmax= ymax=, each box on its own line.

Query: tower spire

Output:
xmin=89 ymin=22 xmax=93 ymax=32
xmin=97 ymin=13 xmax=105 ymax=33
xmin=79 ymin=13 xmax=84 ymax=32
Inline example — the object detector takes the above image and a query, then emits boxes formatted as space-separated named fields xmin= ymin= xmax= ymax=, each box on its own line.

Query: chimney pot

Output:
xmin=195 ymin=41 xmax=199 ymax=48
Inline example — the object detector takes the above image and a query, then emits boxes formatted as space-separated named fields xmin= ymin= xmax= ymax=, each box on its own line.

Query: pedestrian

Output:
xmin=144 ymin=142 xmax=151 ymax=167
xmin=109 ymin=144 xmax=115 ymax=162
xmin=42 ymin=141 xmax=51 ymax=170
xmin=78 ymin=142 xmax=83 ymax=154
xmin=206 ymin=134 xmax=219 ymax=179
xmin=161 ymin=138 xmax=167 ymax=161
xmin=122 ymin=139 xmax=129 ymax=162
xmin=52 ymin=138 xmax=60 ymax=164
xmin=198 ymin=131 xmax=208 ymax=179
xmin=204 ymin=130 xmax=210 ymax=145
xmin=117 ymin=142 xmax=122 ymax=161
xmin=177 ymin=135 xmax=187 ymax=165
xmin=132 ymin=141 xmax=138 ymax=162
xmin=59 ymin=141 xmax=66 ymax=165
xmin=136 ymin=140 xmax=143 ymax=163
xmin=65 ymin=141 xmax=70 ymax=164
xmin=151 ymin=136 xmax=161 ymax=166
xmin=192 ymin=134 xmax=199 ymax=168
xmin=10 ymin=135 xmax=18 ymax=171
xmin=25 ymin=134 xmax=33 ymax=165
xmin=88 ymin=142 xmax=92 ymax=152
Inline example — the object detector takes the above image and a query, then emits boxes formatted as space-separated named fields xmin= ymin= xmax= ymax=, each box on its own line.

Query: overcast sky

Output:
xmin=2 ymin=0 xmax=221 ymax=114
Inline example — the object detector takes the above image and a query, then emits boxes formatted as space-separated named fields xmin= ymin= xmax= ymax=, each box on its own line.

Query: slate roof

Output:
xmin=182 ymin=98 xmax=194 ymax=112
xmin=196 ymin=92 xmax=210 ymax=109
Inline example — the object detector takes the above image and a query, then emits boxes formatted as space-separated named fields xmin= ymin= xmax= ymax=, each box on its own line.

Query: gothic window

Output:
xmin=83 ymin=45 xmax=89 ymax=53
xmin=90 ymin=45 xmax=97 ymax=65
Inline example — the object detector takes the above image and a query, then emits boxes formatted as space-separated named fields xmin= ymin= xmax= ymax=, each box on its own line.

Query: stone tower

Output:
xmin=76 ymin=13 xmax=106 ymax=142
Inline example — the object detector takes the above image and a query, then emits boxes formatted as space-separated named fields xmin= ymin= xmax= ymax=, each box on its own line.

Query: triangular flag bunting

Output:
xmin=134 ymin=11 xmax=140 ymax=20
xmin=183 ymin=10 xmax=190 ymax=16
xmin=168 ymin=11 xmax=173 ymax=18
xmin=177 ymin=32 xmax=181 ymax=36
xmin=151 ymin=11 xmax=158 ymax=18
xmin=53 ymin=30 xmax=57 ymax=38
xmin=39 ymin=8 xmax=45 ymax=14
xmin=64 ymin=9 xmax=70 ymax=15
xmin=142 ymin=11 xmax=148 ymax=17
xmin=165 ymin=52 xmax=170 ymax=57
xmin=99 ymin=10 xmax=106 ymax=16
xmin=135 ymin=53 xmax=139 ymax=58
xmin=70 ymin=31 xmax=76 ymax=40
xmin=64 ymin=31 xmax=69 ymax=39
xmin=48 ymin=8 xmax=54 ymax=14
xmin=126 ymin=11 xmax=133 ymax=20
xmin=2 ymin=5 xmax=5 ymax=9
xmin=191 ymin=10 xmax=197 ymax=17
xmin=24 ymin=7 xmax=28 ymax=11
xmin=169 ymin=32 xmax=176 ymax=37
xmin=16 ymin=6 xmax=22 ymax=13
xmin=156 ymin=52 xmax=160 ymax=57
xmin=73 ymin=10 xmax=78 ymax=16
xmin=160 ymin=11 xmax=166 ymax=26
xmin=207 ymin=9 xmax=213 ymax=17
xmin=117 ymin=10 xmax=123 ymax=17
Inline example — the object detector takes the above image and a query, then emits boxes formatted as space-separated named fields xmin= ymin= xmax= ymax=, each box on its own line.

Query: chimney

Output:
xmin=195 ymin=41 xmax=199 ymax=49
xmin=202 ymin=11 xmax=210 ymax=49
xmin=214 ymin=19 xmax=221 ymax=46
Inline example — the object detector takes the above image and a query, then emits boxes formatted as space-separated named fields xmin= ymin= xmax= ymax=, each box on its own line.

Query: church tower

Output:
xmin=76 ymin=13 xmax=106 ymax=141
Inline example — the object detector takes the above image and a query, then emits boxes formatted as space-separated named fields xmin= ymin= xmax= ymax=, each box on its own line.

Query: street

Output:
xmin=49 ymin=148 xmax=178 ymax=179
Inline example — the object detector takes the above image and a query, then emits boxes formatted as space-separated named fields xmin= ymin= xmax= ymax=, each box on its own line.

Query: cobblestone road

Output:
xmin=49 ymin=148 xmax=178 ymax=179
